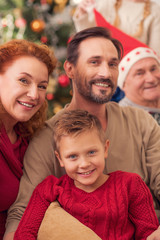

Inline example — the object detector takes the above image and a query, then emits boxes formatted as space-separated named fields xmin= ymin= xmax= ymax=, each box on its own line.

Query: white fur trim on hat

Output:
xmin=118 ymin=47 xmax=160 ymax=89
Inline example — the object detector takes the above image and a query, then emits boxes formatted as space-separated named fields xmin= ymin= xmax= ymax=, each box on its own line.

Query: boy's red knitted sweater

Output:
xmin=14 ymin=171 xmax=159 ymax=240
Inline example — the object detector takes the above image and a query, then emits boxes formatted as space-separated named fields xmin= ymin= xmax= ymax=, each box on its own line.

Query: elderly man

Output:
xmin=118 ymin=47 xmax=160 ymax=124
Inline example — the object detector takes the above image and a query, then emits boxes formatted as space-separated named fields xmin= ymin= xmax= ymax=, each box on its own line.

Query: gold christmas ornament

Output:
xmin=30 ymin=19 xmax=45 ymax=33
xmin=47 ymin=0 xmax=53 ymax=4
xmin=54 ymin=0 xmax=67 ymax=4
xmin=53 ymin=0 xmax=68 ymax=12
xmin=53 ymin=103 xmax=63 ymax=114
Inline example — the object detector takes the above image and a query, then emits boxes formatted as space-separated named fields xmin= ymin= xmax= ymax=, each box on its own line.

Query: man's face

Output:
xmin=71 ymin=37 xmax=119 ymax=104
xmin=123 ymin=58 xmax=160 ymax=106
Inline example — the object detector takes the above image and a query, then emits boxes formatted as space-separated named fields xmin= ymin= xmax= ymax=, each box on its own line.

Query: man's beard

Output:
xmin=75 ymin=76 xmax=116 ymax=104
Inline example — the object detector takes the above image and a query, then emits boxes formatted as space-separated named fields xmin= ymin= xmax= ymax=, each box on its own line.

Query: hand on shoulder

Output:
xmin=147 ymin=226 xmax=160 ymax=240
xmin=3 ymin=232 xmax=15 ymax=240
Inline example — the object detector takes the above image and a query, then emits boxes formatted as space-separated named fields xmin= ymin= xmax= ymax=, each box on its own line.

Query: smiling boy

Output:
xmin=14 ymin=110 xmax=159 ymax=240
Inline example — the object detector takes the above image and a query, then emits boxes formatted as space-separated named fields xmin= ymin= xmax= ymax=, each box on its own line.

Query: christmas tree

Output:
xmin=0 ymin=0 xmax=76 ymax=117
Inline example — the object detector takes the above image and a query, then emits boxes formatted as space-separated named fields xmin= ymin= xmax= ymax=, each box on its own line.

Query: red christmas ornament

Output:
xmin=46 ymin=93 xmax=54 ymax=100
xmin=41 ymin=36 xmax=48 ymax=43
xmin=15 ymin=18 xmax=26 ymax=28
xmin=41 ymin=0 xmax=47 ymax=4
xmin=58 ymin=74 xmax=70 ymax=87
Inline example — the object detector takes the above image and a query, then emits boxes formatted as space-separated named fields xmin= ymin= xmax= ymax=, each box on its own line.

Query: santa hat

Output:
xmin=94 ymin=9 xmax=148 ymax=56
xmin=118 ymin=47 xmax=160 ymax=89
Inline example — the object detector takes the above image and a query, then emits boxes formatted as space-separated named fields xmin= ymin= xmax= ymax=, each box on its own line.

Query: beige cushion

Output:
xmin=38 ymin=201 xmax=102 ymax=240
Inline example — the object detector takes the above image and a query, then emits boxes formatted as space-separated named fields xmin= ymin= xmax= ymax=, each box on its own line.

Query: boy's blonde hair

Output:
xmin=53 ymin=110 xmax=106 ymax=153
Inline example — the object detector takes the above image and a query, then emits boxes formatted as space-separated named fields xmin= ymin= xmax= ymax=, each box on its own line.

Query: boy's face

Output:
xmin=55 ymin=129 xmax=109 ymax=192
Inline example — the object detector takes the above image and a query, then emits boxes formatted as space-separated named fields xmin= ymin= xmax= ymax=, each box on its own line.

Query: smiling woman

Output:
xmin=0 ymin=39 xmax=57 ymax=239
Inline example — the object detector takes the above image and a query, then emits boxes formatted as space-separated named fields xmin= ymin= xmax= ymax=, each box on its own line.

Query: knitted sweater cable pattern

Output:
xmin=14 ymin=171 xmax=159 ymax=240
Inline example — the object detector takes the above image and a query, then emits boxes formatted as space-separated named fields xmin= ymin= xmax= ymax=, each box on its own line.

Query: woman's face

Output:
xmin=0 ymin=56 xmax=49 ymax=126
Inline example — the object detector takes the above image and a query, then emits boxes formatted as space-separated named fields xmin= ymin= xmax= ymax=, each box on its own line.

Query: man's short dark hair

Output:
xmin=67 ymin=27 xmax=123 ymax=65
